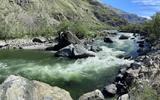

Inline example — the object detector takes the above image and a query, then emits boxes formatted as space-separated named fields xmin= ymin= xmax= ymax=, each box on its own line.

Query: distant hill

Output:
xmin=0 ymin=0 xmax=145 ymax=38
xmin=106 ymin=4 xmax=147 ymax=23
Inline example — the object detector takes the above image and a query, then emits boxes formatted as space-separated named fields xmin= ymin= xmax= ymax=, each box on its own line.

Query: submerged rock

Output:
xmin=119 ymin=35 xmax=129 ymax=40
xmin=0 ymin=75 xmax=73 ymax=100
xmin=55 ymin=44 xmax=95 ymax=59
xmin=79 ymin=89 xmax=104 ymax=100
xmin=104 ymin=36 xmax=113 ymax=43
xmin=89 ymin=45 xmax=102 ymax=52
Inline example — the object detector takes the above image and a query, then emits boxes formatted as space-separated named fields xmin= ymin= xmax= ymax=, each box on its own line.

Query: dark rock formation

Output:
xmin=55 ymin=44 xmax=95 ymax=59
xmin=104 ymin=36 xmax=113 ymax=43
xmin=46 ymin=31 xmax=82 ymax=51
xmin=119 ymin=35 xmax=129 ymax=40
xmin=102 ymin=84 xmax=117 ymax=97
xmin=89 ymin=45 xmax=102 ymax=52
xmin=32 ymin=37 xmax=46 ymax=43
xmin=137 ymin=40 xmax=145 ymax=44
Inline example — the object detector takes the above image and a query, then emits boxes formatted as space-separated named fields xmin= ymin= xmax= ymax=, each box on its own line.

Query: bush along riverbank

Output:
xmin=79 ymin=38 xmax=160 ymax=100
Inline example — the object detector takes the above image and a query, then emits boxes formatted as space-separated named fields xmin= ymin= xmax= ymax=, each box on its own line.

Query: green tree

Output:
xmin=151 ymin=13 xmax=160 ymax=39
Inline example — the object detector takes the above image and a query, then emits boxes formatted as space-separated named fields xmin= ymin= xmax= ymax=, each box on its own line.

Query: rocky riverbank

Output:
xmin=0 ymin=30 xmax=158 ymax=100
xmin=0 ymin=37 xmax=57 ymax=50
xmin=79 ymin=39 xmax=160 ymax=100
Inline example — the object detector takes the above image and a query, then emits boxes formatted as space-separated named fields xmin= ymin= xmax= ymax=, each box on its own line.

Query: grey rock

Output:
xmin=118 ymin=94 xmax=129 ymax=100
xmin=0 ymin=41 xmax=8 ymax=48
xmin=48 ymin=31 xmax=82 ymax=51
xmin=130 ymin=62 xmax=142 ymax=70
xmin=79 ymin=89 xmax=104 ymax=100
xmin=0 ymin=75 xmax=73 ymax=100
xmin=102 ymin=84 xmax=117 ymax=97
xmin=89 ymin=45 xmax=102 ymax=52
xmin=55 ymin=44 xmax=95 ymax=59
xmin=115 ymin=74 xmax=124 ymax=82
xmin=104 ymin=36 xmax=113 ymax=43
xmin=119 ymin=35 xmax=129 ymax=40
xmin=126 ymin=67 xmax=141 ymax=78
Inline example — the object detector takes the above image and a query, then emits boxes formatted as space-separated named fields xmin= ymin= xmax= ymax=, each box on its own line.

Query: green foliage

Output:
xmin=120 ymin=13 xmax=160 ymax=41
xmin=150 ymin=13 xmax=160 ymax=39
xmin=130 ymin=84 xmax=159 ymax=100
xmin=120 ymin=24 xmax=144 ymax=33
xmin=57 ymin=20 xmax=94 ymax=38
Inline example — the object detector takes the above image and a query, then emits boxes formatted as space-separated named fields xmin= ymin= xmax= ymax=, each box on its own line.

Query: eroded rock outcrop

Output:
xmin=0 ymin=75 xmax=73 ymax=100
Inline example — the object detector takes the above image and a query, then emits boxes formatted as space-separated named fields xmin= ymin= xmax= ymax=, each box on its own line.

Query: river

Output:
xmin=0 ymin=32 xmax=144 ymax=99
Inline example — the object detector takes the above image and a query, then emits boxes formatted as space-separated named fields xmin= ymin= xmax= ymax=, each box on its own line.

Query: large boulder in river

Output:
xmin=55 ymin=44 xmax=95 ymax=59
xmin=47 ymin=31 xmax=82 ymax=51
xmin=79 ymin=89 xmax=104 ymax=100
xmin=104 ymin=36 xmax=113 ymax=43
xmin=0 ymin=75 xmax=73 ymax=100
xmin=119 ymin=35 xmax=129 ymax=40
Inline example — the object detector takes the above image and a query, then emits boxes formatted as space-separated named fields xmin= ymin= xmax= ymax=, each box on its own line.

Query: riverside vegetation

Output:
xmin=0 ymin=0 xmax=159 ymax=100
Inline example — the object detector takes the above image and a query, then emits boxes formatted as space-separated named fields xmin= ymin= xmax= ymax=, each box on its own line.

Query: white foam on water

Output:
xmin=0 ymin=33 xmax=136 ymax=81
xmin=7 ymin=46 xmax=132 ymax=81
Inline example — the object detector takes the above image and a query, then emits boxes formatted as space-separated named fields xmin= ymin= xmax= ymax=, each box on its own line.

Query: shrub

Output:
xmin=130 ymin=84 xmax=159 ymax=100
xmin=57 ymin=20 xmax=90 ymax=39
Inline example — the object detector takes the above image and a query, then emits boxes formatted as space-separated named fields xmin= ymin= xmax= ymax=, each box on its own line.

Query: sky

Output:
xmin=100 ymin=0 xmax=160 ymax=18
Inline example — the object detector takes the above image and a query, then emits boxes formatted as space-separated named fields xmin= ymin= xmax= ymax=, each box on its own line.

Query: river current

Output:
xmin=0 ymin=33 xmax=141 ymax=99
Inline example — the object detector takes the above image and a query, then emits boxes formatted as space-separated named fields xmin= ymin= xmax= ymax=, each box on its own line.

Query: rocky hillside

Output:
xmin=0 ymin=0 xmax=146 ymax=39
xmin=0 ymin=0 xmax=128 ymax=39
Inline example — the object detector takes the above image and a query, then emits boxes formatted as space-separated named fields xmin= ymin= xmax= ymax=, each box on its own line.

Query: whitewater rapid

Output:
xmin=0 ymin=33 xmax=136 ymax=82
xmin=0 ymin=32 xmax=142 ymax=99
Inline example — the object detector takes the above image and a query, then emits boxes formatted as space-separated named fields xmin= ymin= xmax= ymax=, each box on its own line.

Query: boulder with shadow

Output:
xmin=46 ymin=31 xmax=82 ymax=51
xmin=55 ymin=44 xmax=95 ymax=59
xmin=119 ymin=35 xmax=129 ymax=40
xmin=104 ymin=36 xmax=113 ymax=43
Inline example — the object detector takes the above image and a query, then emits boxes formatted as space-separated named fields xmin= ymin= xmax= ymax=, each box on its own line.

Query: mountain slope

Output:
xmin=106 ymin=5 xmax=147 ymax=23
xmin=0 ymin=0 xmax=128 ymax=38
